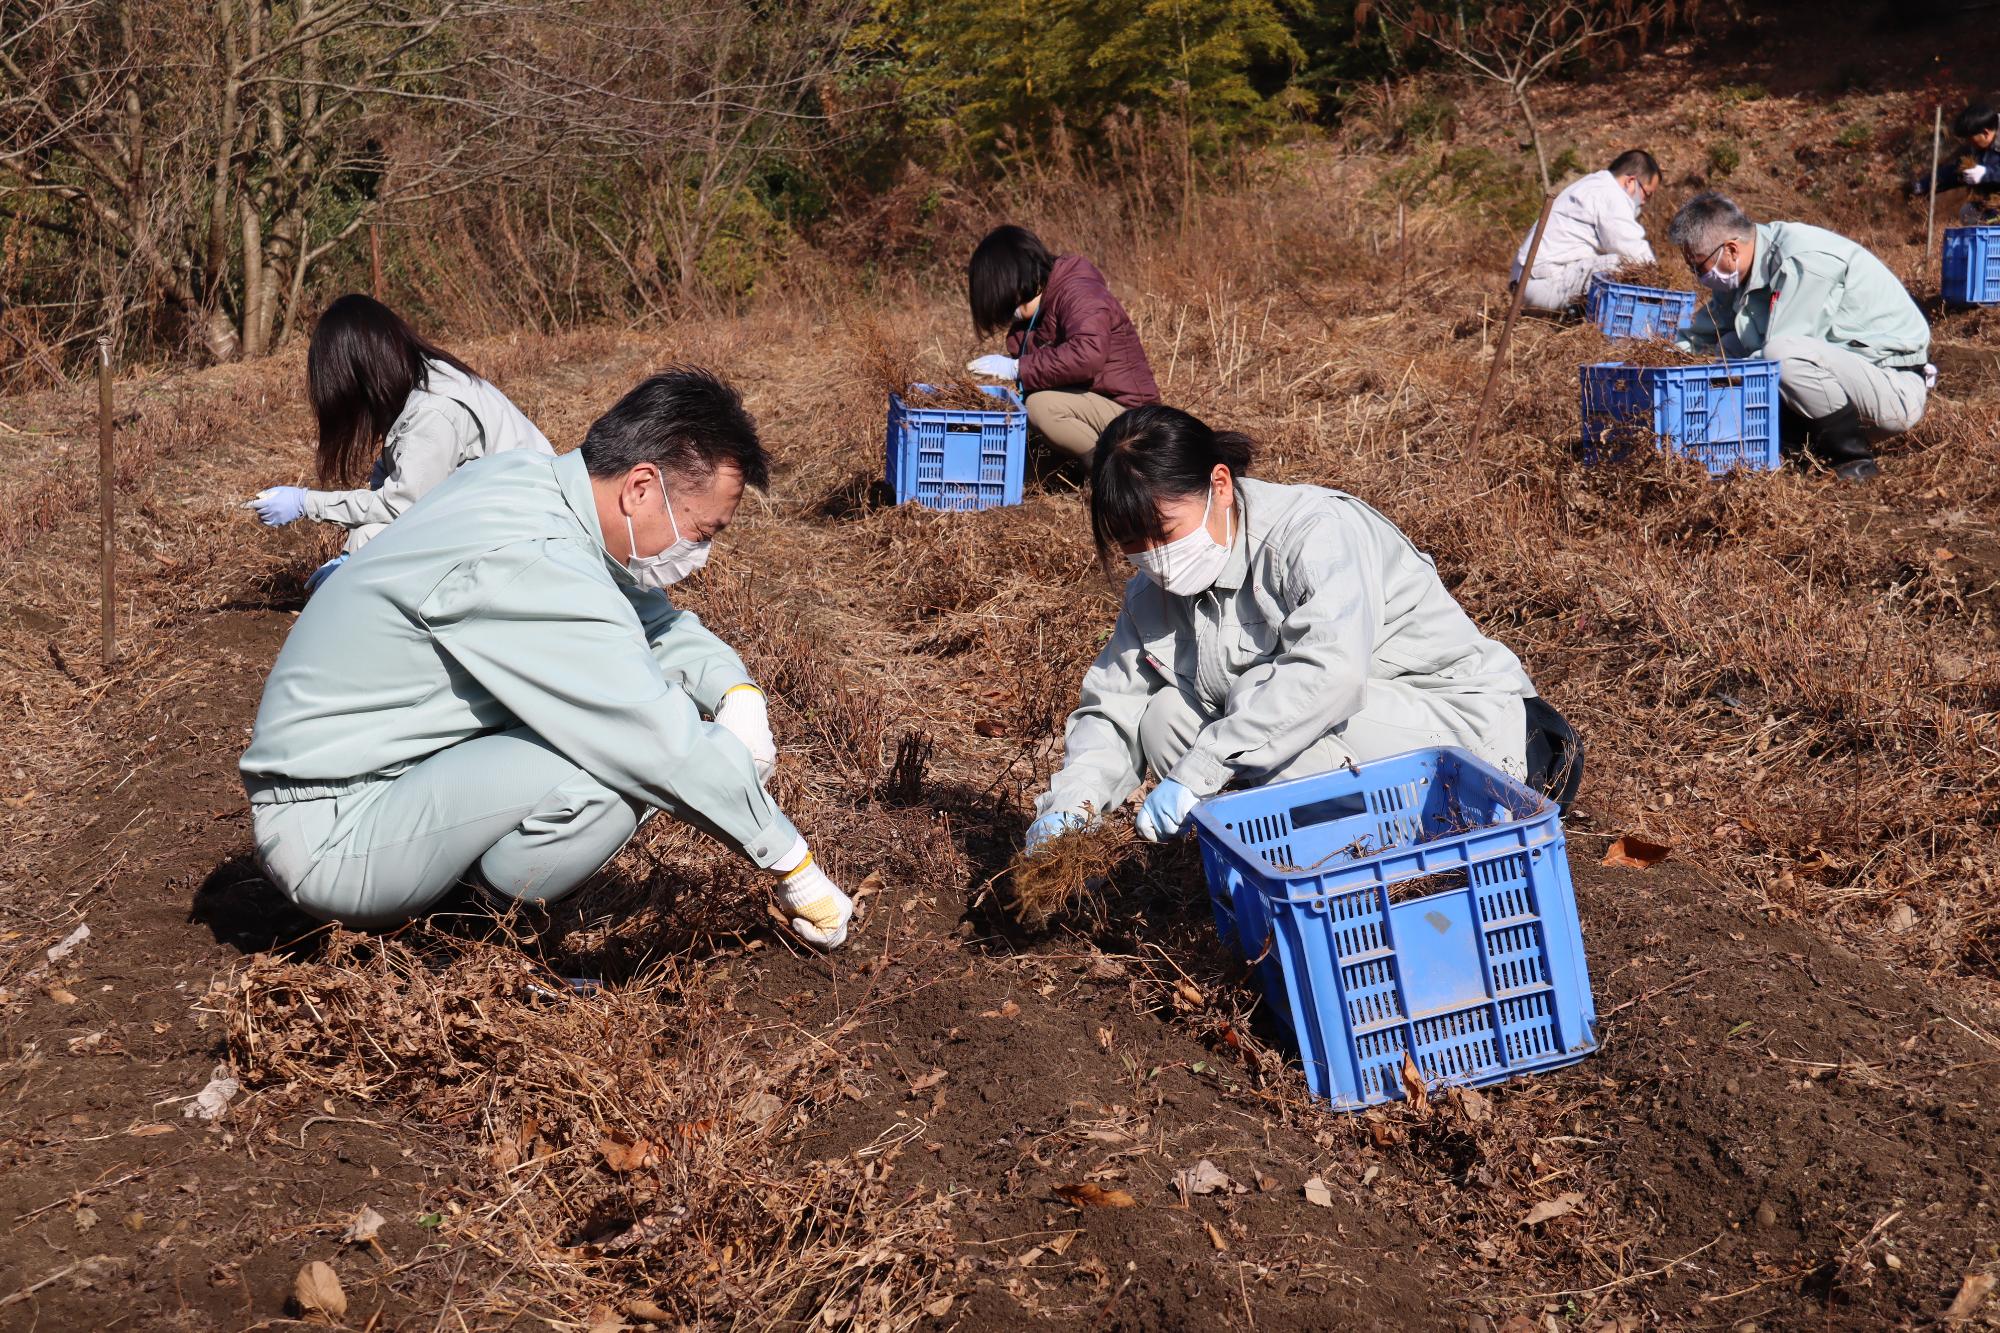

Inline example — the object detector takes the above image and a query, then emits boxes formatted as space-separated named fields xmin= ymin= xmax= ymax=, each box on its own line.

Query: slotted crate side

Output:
xmin=1578 ymin=360 xmax=1781 ymax=475
xmin=884 ymin=385 xmax=1027 ymax=511
xmin=1192 ymin=748 xmax=1597 ymax=1109
xmin=1943 ymin=226 xmax=2000 ymax=305
xmin=1585 ymin=276 xmax=1698 ymax=339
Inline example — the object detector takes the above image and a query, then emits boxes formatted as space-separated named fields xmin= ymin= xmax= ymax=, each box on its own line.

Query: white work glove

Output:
xmin=775 ymin=855 xmax=852 ymax=950
xmin=715 ymin=685 xmax=776 ymax=782
xmin=246 ymin=485 xmax=308 ymax=526
xmin=1025 ymin=810 xmax=1088 ymax=853
xmin=1135 ymin=779 xmax=1201 ymax=843
xmin=1966 ymin=164 xmax=1989 ymax=186
xmin=967 ymin=354 xmax=1019 ymax=380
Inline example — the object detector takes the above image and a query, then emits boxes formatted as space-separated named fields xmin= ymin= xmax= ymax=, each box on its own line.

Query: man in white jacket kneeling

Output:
xmin=1511 ymin=150 xmax=1662 ymax=313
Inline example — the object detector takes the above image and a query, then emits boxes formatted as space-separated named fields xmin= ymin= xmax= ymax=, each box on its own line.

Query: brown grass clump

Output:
xmin=1007 ymin=821 xmax=1136 ymax=928
xmin=1607 ymin=258 xmax=1694 ymax=291
xmin=1604 ymin=338 xmax=1712 ymax=367
xmin=216 ymin=928 xmax=956 ymax=1326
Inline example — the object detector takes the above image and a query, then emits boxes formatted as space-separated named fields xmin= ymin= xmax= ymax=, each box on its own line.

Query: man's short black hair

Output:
xmin=967 ymin=225 xmax=1056 ymax=335
xmin=1607 ymin=148 xmax=1661 ymax=181
xmin=1955 ymin=103 xmax=1999 ymax=140
xmin=579 ymin=366 xmax=769 ymax=490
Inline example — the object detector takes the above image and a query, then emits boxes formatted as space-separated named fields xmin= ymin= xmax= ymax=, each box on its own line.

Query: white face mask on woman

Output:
xmin=625 ymin=491 xmax=710 ymax=590
xmin=1129 ymin=484 xmax=1233 ymax=596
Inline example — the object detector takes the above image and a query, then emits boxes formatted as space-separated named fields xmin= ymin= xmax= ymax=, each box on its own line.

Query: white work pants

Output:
xmin=1519 ymin=253 xmax=1622 ymax=312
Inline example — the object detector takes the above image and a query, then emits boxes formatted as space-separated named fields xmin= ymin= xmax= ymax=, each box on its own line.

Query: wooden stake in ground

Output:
xmin=96 ymin=336 xmax=116 ymax=666
xmin=1469 ymin=192 xmax=1555 ymax=455
xmin=1927 ymin=103 xmax=1943 ymax=286
xmin=370 ymin=221 xmax=384 ymax=300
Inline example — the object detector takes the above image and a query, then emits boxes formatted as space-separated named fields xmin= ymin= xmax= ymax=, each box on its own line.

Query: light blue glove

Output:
xmin=1135 ymin=779 xmax=1200 ymax=843
xmin=303 ymin=553 xmax=347 ymax=596
xmin=967 ymin=354 xmax=1019 ymax=380
xmin=1024 ymin=810 xmax=1088 ymax=854
xmin=248 ymin=486 xmax=308 ymax=526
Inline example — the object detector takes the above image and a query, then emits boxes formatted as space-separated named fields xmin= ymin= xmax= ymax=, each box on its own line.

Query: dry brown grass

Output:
xmin=215 ymin=926 xmax=956 ymax=1328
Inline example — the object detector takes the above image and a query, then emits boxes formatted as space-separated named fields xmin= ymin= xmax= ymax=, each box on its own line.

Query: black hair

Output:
xmin=1607 ymin=148 xmax=1661 ymax=181
xmin=1088 ymin=405 xmax=1253 ymax=564
xmin=579 ymin=366 xmax=769 ymax=491
xmin=967 ymin=225 xmax=1056 ymax=335
xmin=308 ymin=294 xmax=478 ymax=486
xmin=1955 ymin=103 xmax=1999 ymax=140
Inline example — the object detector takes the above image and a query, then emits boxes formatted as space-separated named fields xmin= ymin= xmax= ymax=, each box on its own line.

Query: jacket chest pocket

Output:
xmin=1226 ymin=617 xmax=1281 ymax=673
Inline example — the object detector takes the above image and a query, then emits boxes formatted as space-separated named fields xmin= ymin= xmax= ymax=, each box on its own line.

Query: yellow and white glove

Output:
xmin=715 ymin=685 xmax=777 ymax=783
xmin=775 ymin=852 xmax=852 ymax=950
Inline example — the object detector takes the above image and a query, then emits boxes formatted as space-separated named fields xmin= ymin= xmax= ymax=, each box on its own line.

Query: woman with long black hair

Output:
xmin=246 ymin=295 xmax=552 ymax=590
xmin=1024 ymin=406 xmax=1580 ymax=851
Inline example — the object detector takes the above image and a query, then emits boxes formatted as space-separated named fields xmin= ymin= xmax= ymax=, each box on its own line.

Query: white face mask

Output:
xmin=624 ymin=488 xmax=710 ymax=590
xmin=1698 ymin=260 xmax=1741 ymax=293
xmin=1624 ymin=180 xmax=1647 ymax=212
xmin=1129 ymin=484 xmax=1233 ymax=596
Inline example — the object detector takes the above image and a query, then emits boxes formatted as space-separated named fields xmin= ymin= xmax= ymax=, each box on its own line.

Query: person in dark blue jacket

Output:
xmin=1910 ymin=103 xmax=2000 ymax=222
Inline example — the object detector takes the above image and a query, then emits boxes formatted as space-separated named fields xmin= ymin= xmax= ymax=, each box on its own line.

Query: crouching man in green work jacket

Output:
xmin=239 ymin=367 xmax=853 ymax=949
xmin=1670 ymin=191 xmax=1931 ymax=484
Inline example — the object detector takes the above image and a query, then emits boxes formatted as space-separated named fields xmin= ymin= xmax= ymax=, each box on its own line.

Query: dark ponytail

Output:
xmin=307 ymin=294 xmax=478 ymax=485
xmin=1088 ymin=405 xmax=1253 ymax=564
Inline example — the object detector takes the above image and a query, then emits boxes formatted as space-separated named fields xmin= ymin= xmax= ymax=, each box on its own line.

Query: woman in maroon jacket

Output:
xmin=966 ymin=225 xmax=1162 ymax=459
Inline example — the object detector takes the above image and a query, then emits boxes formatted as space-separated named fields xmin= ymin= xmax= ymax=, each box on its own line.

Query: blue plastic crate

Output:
xmin=1942 ymin=226 xmax=2000 ymax=305
xmin=1585 ymin=275 xmax=1698 ymax=339
xmin=1578 ymin=359 xmax=1781 ymax=475
xmin=885 ymin=385 xmax=1027 ymax=511
xmin=1190 ymin=748 xmax=1596 ymax=1110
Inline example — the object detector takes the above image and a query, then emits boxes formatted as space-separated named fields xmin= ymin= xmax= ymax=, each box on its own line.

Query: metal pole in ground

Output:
xmin=97 ymin=336 xmax=116 ymax=667
xmin=1927 ymin=103 xmax=1943 ymax=287
xmin=1469 ymin=191 xmax=1556 ymax=456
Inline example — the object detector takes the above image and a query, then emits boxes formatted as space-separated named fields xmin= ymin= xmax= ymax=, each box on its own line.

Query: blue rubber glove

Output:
xmin=248 ymin=486 xmax=308 ymax=526
xmin=303 ymin=553 xmax=347 ymax=596
xmin=1135 ymin=779 xmax=1200 ymax=843
xmin=1024 ymin=810 xmax=1087 ymax=854
xmin=967 ymin=354 xmax=1019 ymax=380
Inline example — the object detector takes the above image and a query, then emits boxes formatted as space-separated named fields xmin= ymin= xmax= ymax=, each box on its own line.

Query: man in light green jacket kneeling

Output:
xmin=1670 ymin=192 xmax=1931 ymax=484
xmin=240 ymin=367 xmax=852 ymax=949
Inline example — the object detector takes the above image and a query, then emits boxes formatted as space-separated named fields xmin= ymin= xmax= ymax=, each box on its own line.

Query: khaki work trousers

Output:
xmin=1025 ymin=389 xmax=1127 ymax=459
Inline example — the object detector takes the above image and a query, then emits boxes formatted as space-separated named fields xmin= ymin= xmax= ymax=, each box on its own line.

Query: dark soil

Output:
xmin=3 ymin=590 xmax=1996 ymax=1328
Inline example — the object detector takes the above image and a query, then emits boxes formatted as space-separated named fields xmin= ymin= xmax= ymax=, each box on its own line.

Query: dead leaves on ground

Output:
xmin=1053 ymin=1182 xmax=1137 ymax=1208
xmin=292 ymin=1260 xmax=346 ymax=1320
xmin=1601 ymin=834 xmax=1671 ymax=868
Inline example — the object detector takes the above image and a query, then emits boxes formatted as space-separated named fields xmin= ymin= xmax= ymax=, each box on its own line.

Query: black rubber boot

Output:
xmin=1802 ymin=403 xmax=1878 ymax=483
xmin=1778 ymin=403 xmax=1812 ymax=459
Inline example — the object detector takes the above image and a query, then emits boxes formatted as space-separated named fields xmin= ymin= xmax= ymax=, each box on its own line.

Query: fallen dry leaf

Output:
xmin=127 ymin=1123 xmax=173 ymax=1137
xmin=908 ymin=1067 xmax=948 ymax=1094
xmin=1934 ymin=547 xmax=1959 ymax=563
xmin=1303 ymin=1176 xmax=1333 ymax=1207
xmin=184 ymin=1066 xmax=240 ymax=1121
xmin=1045 ymin=1230 xmax=1079 ymax=1256
xmin=293 ymin=1260 xmax=347 ymax=1319
xmin=1053 ymin=1182 xmax=1136 ymax=1208
xmin=978 ymin=999 xmax=1021 ymax=1019
xmin=924 ymin=1295 xmax=955 ymax=1318
xmin=1602 ymin=835 xmax=1670 ymax=869
xmin=1522 ymin=1191 xmax=1584 ymax=1227
xmin=623 ymin=1297 xmax=674 ymax=1322
xmin=599 ymin=1130 xmax=661 ymax=1173
xmin=852 ymin=870 xmax=884 ymax=902
xmin=341 ymin=1204 xmax=386 ymax=1246
xmin=46 ymin=987 xmax=76 ymax=1005
xmin=1205 ymin=1220 xmax=1229 ymax=1252
xmin=1946 ymin=1272 xmax=1996 ymax=1322
xmin=1399 ymin=1053 xmax=1429 ymax=1112
xmin=1175 ymin=1158 xmax=1240 ymax=1198
xmin=1457 ymin=1086 xmax=1492 ymax=1123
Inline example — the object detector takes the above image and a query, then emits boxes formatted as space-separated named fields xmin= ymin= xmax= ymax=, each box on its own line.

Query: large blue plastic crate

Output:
xmin=1942 ymin=226 xmax=2000 ymax=305
xmin=1190 ymin=748 xmax=1596 ymax=1110
xmin=1585 ymin=275 xmax=1698 ymax=339
xmin=885 ymin=384 xmax=1026 ymax=511
xmin=1578 ymin=359 xmax=1781 ymax=475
